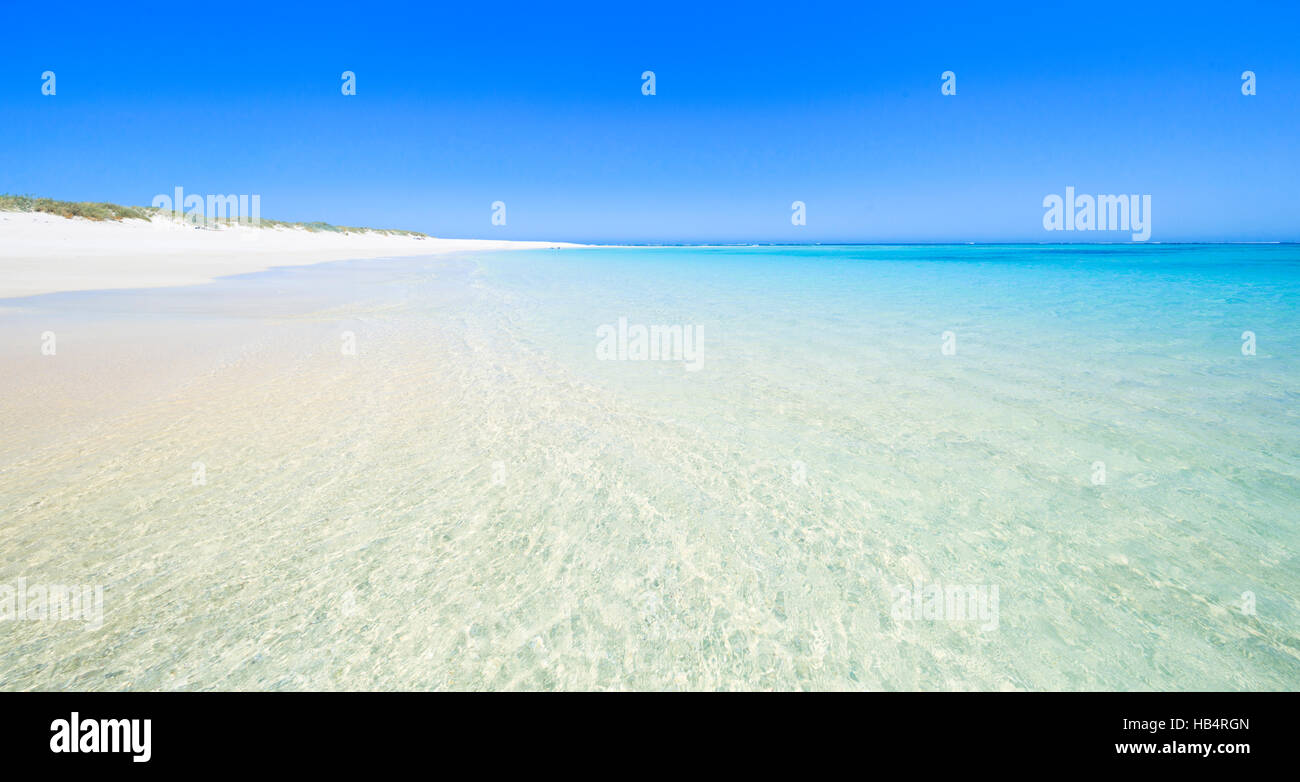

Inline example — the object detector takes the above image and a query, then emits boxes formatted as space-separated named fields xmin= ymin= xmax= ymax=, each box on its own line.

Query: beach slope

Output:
xmin=0 ymin=211 xmax=579 ymax=299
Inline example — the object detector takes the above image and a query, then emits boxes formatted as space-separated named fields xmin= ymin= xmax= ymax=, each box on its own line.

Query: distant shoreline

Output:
xmin=3 ymin=203 xmax=1293 ymax=301
xmin=559 ymin=241 xmax=1296 ymax=247
xmin=0 ymin=210 xmax=584 ymax=300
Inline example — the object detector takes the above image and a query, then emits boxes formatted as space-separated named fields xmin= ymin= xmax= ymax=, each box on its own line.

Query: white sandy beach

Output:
xmin=0 ymin=211 xmax=580 ymax=299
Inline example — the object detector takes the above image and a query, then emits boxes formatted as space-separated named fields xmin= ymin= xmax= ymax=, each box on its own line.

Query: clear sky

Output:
xmin=2 ymin=1 xmax=1297 ymax=243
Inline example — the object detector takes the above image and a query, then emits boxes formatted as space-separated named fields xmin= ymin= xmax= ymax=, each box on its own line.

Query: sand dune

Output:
xmin=0 ymin=211 xmax=580 ymax=299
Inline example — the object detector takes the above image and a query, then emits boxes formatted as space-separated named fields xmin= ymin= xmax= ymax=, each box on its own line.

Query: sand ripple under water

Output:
xmin=0 ymin=245 xmax=1297 ymax=690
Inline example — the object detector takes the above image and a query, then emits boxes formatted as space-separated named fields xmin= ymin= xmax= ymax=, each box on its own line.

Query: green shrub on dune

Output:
xmin=0 ymin=194 xmax=156 ymax=221
xmin=0 ymin=194 xmax=426 ymax=236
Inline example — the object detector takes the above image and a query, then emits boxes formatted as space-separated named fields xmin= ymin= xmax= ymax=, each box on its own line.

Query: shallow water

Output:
xmin=1 ymin=245 xmax=1297 ymax=690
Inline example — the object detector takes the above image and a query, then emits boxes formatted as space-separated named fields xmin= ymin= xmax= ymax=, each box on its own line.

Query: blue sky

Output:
xmin=2 ymin=1 xmax=1297 ymax=243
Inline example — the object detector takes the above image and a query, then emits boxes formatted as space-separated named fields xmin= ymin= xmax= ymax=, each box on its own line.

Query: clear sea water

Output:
xmin=1 ymin=244 xmax=1297 ymax=690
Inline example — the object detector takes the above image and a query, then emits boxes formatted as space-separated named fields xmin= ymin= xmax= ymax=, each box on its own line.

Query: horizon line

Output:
xmin=530 ymin=241 xmax=1300 ymax=247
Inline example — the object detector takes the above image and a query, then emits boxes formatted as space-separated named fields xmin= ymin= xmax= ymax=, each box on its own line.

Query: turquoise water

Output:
xmin=1 ymin=244 xmax=1297 ymax=690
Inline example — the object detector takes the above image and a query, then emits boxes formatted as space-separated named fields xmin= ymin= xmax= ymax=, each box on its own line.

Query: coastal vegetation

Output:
xmin=0 ymin=194 xmax=426 ymax=237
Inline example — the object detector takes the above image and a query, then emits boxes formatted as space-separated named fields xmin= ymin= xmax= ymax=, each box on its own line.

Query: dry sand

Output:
xmin=0 ymin=211 xmax=580 ymax=299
